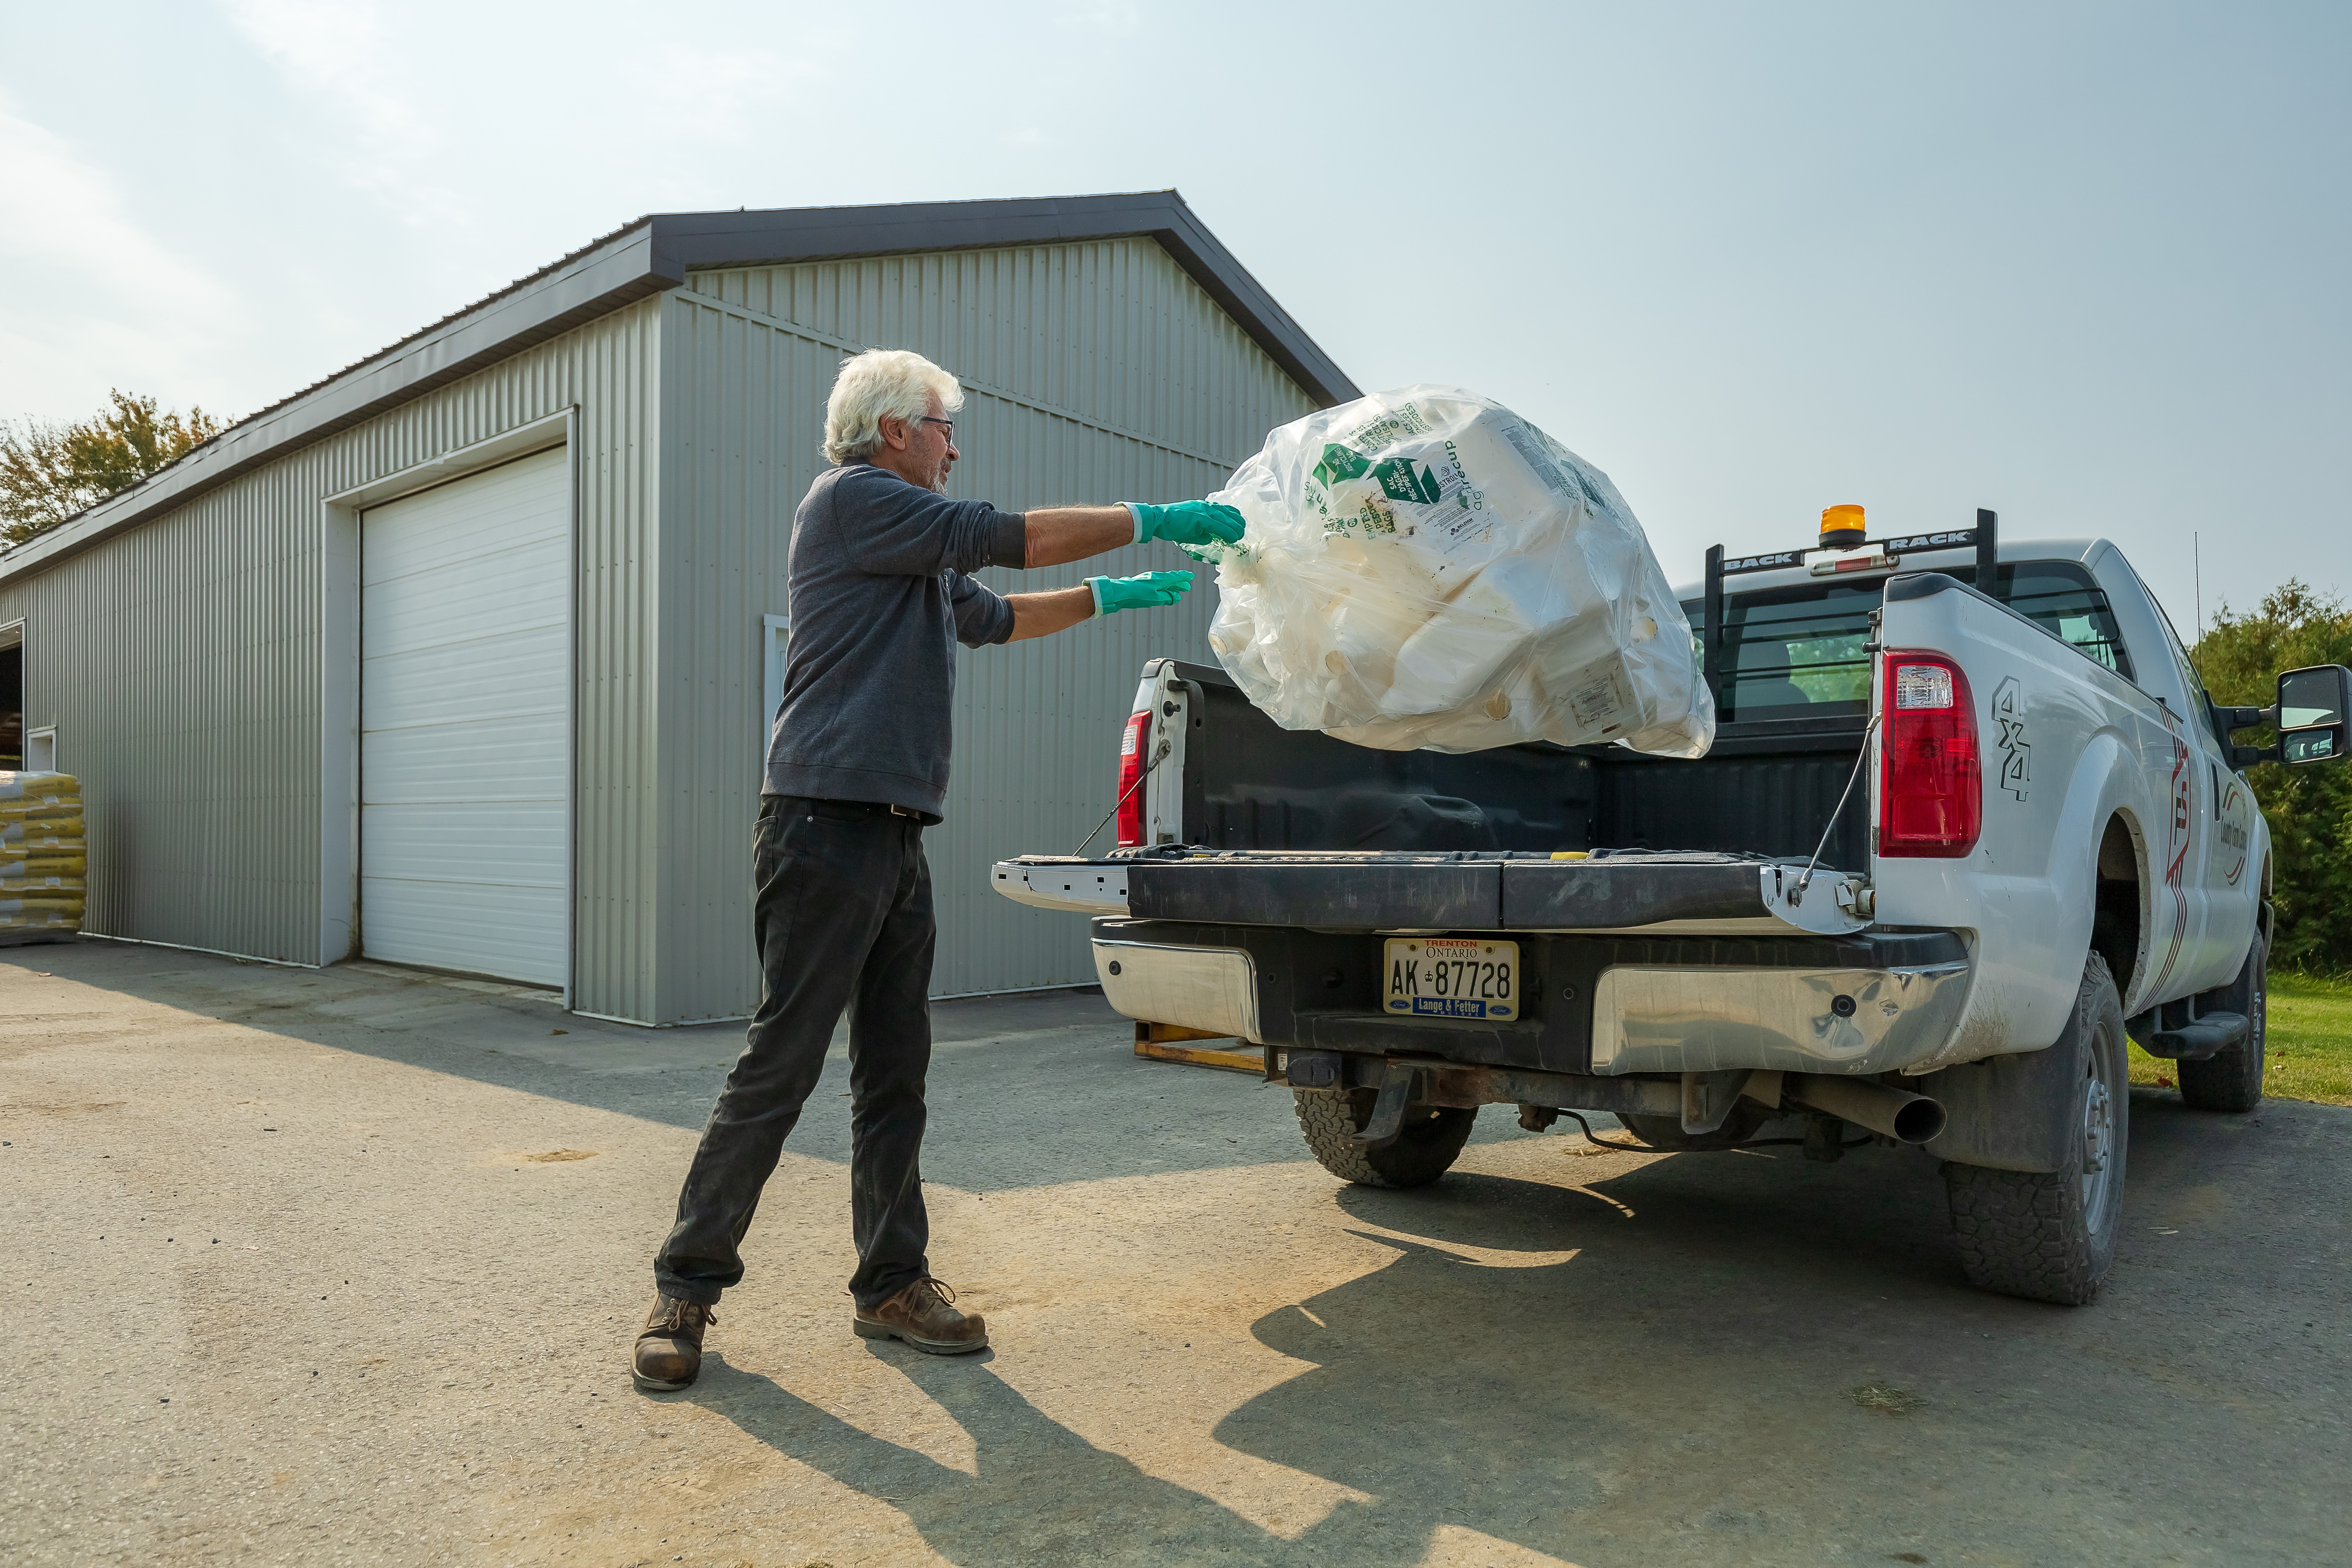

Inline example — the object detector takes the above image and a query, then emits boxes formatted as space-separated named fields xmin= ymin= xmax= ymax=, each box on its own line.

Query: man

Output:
xmin=634 ymin=348 xmax=1245 ymax=1389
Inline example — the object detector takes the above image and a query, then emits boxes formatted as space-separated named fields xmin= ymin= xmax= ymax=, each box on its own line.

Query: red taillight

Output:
xmin=1879 ymin=652 xmax=1981 ymax=858
xmin=1115 ymin=711 xmax=1150 ymax=847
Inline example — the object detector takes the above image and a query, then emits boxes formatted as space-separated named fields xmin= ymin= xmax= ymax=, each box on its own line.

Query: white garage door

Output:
xmin=360 ymin=446 xmax=569 ymax=987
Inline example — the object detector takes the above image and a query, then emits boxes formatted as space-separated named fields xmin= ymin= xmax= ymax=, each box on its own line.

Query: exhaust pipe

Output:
xmin=1783 ymin=1073 xmax=1947 ymax=1144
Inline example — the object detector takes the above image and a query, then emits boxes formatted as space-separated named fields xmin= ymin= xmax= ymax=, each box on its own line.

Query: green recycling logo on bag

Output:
xmin=1313 ymin=443 xmax=1370 ymax=490
xmin=1373 ymin=457 xmax=1442 ymax=505
xmin=1313 ymin=443 xmax=1441 ymax=506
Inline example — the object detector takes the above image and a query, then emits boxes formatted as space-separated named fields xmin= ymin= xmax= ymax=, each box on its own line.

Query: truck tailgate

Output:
xmin=998 ymin=850 xmax=1870 ymax=936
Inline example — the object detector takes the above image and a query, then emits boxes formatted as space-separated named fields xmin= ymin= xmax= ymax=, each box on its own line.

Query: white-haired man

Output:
xmin=634 ymin=349 xmax=1243 ymax=1389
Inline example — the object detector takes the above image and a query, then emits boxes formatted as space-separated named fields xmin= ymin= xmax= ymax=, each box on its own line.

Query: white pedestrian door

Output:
xmin=360 ymin=446 xmax=569 ymax=987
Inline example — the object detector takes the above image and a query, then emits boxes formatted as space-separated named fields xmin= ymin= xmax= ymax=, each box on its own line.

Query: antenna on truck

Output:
xmin=1702 ymin=544 xmax=1726 ymax=713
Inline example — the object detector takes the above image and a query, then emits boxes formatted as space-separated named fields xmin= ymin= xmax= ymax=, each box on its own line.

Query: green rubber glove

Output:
xmin=1125 ymin=500 xmax=1245 ymax=549
xmin=1088 ymin=570 xmax=1195 ymax=616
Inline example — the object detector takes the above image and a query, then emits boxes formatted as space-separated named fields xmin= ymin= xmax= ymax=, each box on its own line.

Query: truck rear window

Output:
xmin=1681 ymin=561 xmax=2134 ymax=722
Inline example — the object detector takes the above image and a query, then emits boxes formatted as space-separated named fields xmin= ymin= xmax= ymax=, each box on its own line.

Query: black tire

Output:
xmin=1943 ymin=952 xmax=2129 ymax=1306
xmin=2178 ymin=932 xmax=2267 ymax=1113
xmin=1292 ymin=1088 xmax=1477 ymax=1188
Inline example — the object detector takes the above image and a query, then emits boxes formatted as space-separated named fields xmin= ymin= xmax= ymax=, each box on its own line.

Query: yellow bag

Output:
xmin=4 ymin=837 xmax=80 ymax=858
xmin=1 ymin=818 xmax=82 ymax=844
xmin=0 ymin=790 xmax=80 ymax=818
xmin=0 ymin=771 xmax=76 ymax=797
xmin=0 ymin=799 xmax=82 ymax=824
xmin=0 ymin=774 xmax=78 ymax=813
xmin=0 ymin=856 xmax=84 ymax=879
xmin=0 ymin=898 xmax=83 ymax=918
xmin=0 ymin=875 xmax=83 ymax=894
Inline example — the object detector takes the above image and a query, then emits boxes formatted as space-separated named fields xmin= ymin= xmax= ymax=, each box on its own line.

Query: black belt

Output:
xmin=776 ymin=794 xmax=926 ymax=821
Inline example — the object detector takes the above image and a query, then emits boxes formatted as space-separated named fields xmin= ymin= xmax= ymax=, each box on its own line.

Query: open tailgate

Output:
xmin=996 ymin=849 xmax=1870 ymax=936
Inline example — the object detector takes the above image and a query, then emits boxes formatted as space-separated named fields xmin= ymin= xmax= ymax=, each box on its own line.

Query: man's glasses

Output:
xmin=917 ymin=417 xmax=955 ymax=443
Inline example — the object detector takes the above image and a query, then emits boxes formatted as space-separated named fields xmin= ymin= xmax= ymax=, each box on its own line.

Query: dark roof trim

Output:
xmin=645 ymin=192 xmax=1357 ymax=408
xmin=3 ymin=191 xmax=1353 ymax=581
xmin=0 ymin=223 xmax=675 ymax=580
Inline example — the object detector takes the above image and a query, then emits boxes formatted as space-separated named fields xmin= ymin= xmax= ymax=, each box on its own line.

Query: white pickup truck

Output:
xmin=995 ymin=514 xmax=2352 ymax=1304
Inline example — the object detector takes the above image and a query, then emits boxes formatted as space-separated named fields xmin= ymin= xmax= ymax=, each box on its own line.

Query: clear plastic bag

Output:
xmin=1203 ymin=387 xmax=1713 ymax=756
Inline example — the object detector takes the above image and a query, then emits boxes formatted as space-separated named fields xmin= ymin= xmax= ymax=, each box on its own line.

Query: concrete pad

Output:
xmin=1 ymin=941 xmax=2347 ymax=1566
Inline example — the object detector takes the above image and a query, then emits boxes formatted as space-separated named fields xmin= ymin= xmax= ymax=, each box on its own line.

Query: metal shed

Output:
xmin=0 ymin=192 xmax=1355 ymax=1024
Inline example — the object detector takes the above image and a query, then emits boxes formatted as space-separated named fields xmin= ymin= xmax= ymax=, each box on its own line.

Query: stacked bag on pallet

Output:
xmin=1201 ymin=385 xmax=1713 ymax=756
xmin=0 ymin=773 xmax=85 ymax=943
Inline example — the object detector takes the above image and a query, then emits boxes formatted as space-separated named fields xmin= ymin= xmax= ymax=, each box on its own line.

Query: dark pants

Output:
xmin=653 ymin=795 xmax=936 ymax=1310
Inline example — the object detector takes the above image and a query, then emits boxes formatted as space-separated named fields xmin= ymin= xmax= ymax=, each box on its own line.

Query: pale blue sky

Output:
xmin=2 ymin=2 xmax=2344 ymax=629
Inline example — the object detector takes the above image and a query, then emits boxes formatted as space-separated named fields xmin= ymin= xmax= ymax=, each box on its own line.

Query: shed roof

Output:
xmin=6 ymin=191 xmax=1356 ymax=580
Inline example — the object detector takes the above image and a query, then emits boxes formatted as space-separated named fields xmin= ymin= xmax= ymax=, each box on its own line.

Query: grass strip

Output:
xmin=2128 ymin=969 xmax=2352 ymax=1106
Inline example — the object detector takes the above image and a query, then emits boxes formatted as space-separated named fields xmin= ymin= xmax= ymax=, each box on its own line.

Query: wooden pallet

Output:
xmin=1133 ymin=1021 xmax=1270 ymax=1075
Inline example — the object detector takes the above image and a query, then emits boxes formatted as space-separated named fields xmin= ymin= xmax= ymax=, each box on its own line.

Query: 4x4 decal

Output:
xmin=2150 ymin=737 xmax=2194 ymax=996
xmin=1992 ymin=677 xmax=2030 ymax=800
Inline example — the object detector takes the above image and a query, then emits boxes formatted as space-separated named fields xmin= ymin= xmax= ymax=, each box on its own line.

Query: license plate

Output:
xmin=1383 ymin=937 xmax=1519 ymax=1019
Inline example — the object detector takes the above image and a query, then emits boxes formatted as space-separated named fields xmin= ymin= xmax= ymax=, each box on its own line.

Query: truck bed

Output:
xmin=1167 ymin=660 xmax=1873 ymax=869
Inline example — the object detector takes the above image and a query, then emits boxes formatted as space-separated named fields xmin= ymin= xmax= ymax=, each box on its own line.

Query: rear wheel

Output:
xmin=2179 ymin=933 xmax=2267 ymax=1113
xmin=1292 ymin=1088 xmax=1477 ymax=1188
xmin=1943 ymin=952 xmax=2129 ymax=1306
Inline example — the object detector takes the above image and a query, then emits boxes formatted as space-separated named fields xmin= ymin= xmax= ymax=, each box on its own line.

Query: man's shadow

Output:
xmin=683 ymin=1198 xmax=1657 ymax=1565
xmin=689 ymin=1330 xmax=1454 ymax=1567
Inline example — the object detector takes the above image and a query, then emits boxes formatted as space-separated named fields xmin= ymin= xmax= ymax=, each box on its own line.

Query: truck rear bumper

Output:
xmin=1095 ymin=937 xmax=1263 ymax=1044
xmin=1089 ymin=918 xmax=1970 ymax=1078
xmin=1588 ymin=959 xmax=1970 ymax=1076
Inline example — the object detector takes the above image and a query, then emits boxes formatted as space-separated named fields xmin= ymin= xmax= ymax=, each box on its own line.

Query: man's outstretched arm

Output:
xmin=1022 ymin=502 xmax=1244 ymax=569
xmin=1021 ymin=508 xmax=1134 ymax=569
xmin=1004 ymin=587 xmax=1097 ymax=642
xmin=1005 ymin=572 xmax=1197 ymax=642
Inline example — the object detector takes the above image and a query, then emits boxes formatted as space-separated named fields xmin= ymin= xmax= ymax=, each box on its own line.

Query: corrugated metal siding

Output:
xmin=658 ymin=239 xmax=1317 ymax=1016
xmin=569 ymin=302 xmax=665 ymax=1022
xmin=0 ymin=299 xmax=663 ymax=1016
xmin=0 ymin=476 xmax=321 ymax=960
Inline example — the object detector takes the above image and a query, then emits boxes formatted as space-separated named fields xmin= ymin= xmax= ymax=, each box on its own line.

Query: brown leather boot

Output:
xmin=632 ymin=1295 xmax=715 ymax=1391
xmin=853 ymin=1277 xmax=988 ymax=1355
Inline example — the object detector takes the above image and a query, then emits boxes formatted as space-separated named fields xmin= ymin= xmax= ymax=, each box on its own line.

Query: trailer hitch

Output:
xmin=1348 ymin=1061 xmax=1423 ymax=1146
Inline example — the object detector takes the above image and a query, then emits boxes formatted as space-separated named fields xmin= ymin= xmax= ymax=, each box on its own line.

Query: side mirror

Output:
xmin=2277 ymin=664 xmax=2352 ymax=765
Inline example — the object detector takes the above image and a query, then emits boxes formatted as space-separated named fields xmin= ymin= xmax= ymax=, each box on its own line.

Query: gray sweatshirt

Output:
xmin=763 ymin=462 xmax=1028 ymax=818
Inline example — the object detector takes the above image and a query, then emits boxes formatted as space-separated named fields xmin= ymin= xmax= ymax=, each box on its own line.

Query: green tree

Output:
xmin=0 ymin=390 xmax=225 ymax=546
xmin=2193 ymin=580 xmax=2352 ymax=973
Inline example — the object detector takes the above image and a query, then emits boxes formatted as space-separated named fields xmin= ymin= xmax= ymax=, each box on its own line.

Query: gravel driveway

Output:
xmin=3 ymin=942 xmax=2346 ymax=1566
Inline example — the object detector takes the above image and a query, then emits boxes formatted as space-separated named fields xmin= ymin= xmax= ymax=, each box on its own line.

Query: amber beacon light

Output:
xmin=1820 ymin=504 xmax=1867 ymax=548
